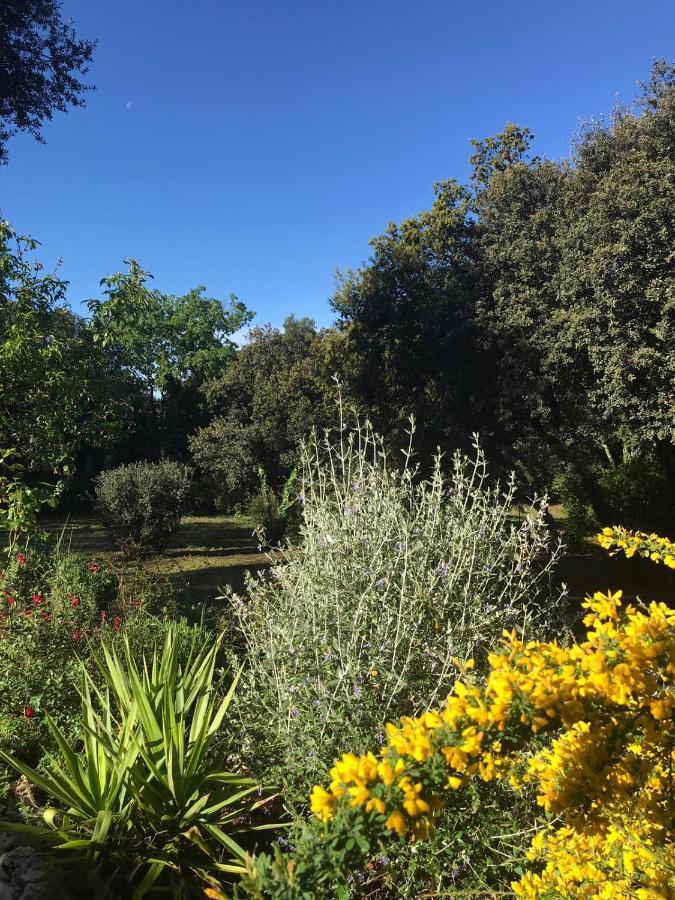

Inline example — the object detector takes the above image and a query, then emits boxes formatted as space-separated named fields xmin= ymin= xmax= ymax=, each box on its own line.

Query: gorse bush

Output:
xmin=95 ymin=459 xmax=190 ymax=555
xmin=231 ymin=414 xmax=563 ymax=801
xmin=240 ymin=534 xmax=675 ymax=898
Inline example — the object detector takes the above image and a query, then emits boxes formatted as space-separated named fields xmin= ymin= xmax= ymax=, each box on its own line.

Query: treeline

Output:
xmin=1 ymin=60 xmax=674 ymax=534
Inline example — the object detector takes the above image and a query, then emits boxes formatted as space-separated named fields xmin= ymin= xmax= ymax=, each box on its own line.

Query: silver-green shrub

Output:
xmin=230 ymin=413 xmax=563 ymax=798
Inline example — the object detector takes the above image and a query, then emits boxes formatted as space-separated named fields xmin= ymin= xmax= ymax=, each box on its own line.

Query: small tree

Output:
xmin=95 ymin=460 xmax=190 ymax=556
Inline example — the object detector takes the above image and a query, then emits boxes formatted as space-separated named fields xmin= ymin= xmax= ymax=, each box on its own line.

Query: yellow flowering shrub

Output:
xmin=598 ymin=525 xmax=675 ymax=568
xmin=305 ymin=540 xmax=675 ymax=897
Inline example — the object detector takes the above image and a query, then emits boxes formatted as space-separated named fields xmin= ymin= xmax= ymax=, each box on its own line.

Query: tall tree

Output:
xmin=191 ymin=317 xmax=347 ymax=509
xmin=0 ymin=0 xmax=95 ymax=164
xmin=331 ymin=180 xmax=492 ymax=462
xmin=0 ymin=220 xmax=131 ymax=528
xmin=474 ymin=62 xmax=675 ymax=490
xmin=87 ymin=260 xmax=253 ymax=460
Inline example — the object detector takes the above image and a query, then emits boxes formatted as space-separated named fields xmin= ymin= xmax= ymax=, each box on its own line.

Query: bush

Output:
xmin=248 ymin=466 xmax=299 ymax=546
xmin=230 ymin=415 xmax=564 ymax=802
xmin=0 ymin=628 xmax=277 ymax=896
xmin=241 ymin=572 xmax=675 ymax=898
xmin=0 ymin=543 xmax=199 ymax=776
xmin=552 ymin=470 xmax=598 ymax=546
xmin=0 ymin=545 xmax=116 ymax=766
xmin=554 ymin=457 xmax=675 ymax=544
xmin=95 ymin=459 xmax=190 ymax=555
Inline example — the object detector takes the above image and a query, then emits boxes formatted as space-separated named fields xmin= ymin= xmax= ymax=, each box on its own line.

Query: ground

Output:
xmin=43 ymin=514 xmax=277 ymax=608
xmin=38 ymin=513 xmax=675 ymax=616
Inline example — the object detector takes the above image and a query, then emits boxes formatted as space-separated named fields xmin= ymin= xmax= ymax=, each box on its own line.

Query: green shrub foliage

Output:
xmin=95 ymin=459 xmax=190 ymax=555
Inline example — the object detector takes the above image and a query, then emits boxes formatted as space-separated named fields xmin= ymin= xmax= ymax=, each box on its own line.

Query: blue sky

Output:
xmin=1 ymin=0 xmax=674 ymax=329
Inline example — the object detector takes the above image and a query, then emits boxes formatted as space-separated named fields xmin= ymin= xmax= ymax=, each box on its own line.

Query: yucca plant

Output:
xmin=0 ymin=628 xmax=277 ymax=897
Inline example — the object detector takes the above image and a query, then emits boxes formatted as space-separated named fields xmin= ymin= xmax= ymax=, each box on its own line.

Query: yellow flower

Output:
xmin=309 ymin=784 xmax=336 ymax=821
xmin=384 ymin=809 xmax=407 ymax=837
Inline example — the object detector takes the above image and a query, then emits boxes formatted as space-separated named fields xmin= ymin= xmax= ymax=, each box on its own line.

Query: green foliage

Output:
xmin=331 ymin=181 xmax=489 ymax=461
xmin=87 ymin=263 xmax=252 ymax=393
xmin=552 ymin=470 xmax=599 ymax=546
xmin=0 ymin=627 xmax=276 ymax=896
xmin=249 ymin=466 xmax=299 ymax=546
xmin=554 ymin=456 xmax=675 ymax=543
xmin=0 ymin=221 xmax=131 ymax=490
xmin=0 ymin=545 xmax=116 ymax=766
xmin=239 ymin=780 xmax=535 ymax=898
xmin=86 ymin=261 xmax=253 ymax=463
xmin=95 ymin=459 xmax=190 ymax=555
xmin=474 ymin=60 xmax=675 ymax=497
xmin=0 ymin=448 xmax=61 ymax=542
xmin=191 ymin=317 xmax=347 ymax=510
xmin=0 ymin=0 xmax=95 ymax=164
xmin=230 ymin=414 xmax=563 ymax=803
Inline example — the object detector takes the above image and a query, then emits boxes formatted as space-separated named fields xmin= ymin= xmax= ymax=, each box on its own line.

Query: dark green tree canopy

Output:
xmin=0 ymin=0 xmax=95 ymax=164
xmin=191 ymin=316 xmax=348 ymax=510
xmin=331 ymin=179 xmax=492 ymax=460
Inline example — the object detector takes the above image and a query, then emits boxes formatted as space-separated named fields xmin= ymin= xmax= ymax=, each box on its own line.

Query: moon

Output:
xmin=125 ymin=101 xmax=133 ymax=110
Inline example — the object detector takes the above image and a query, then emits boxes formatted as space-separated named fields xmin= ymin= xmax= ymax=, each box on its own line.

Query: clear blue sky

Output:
xmin=1 ymin=0 xmax=674 ymax=329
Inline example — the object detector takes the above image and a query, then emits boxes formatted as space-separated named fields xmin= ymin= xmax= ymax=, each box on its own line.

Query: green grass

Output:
xmin=15 ymin=510 xmax=675 ymax=617
xmin=43 ymin=514 xmax=277 ymax=608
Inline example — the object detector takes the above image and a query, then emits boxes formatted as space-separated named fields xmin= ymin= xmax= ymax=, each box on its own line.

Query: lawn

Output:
xmin=24 ymin=512 xmax=675 ymax=615
xmin=43 ymin=514 xmax=277 ymax=608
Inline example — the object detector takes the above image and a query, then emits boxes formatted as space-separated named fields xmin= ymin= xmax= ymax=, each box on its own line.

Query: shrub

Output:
xmin=0 ymin=545 xmax=116 ymax=765
xmin=552 ymin=470 xmax=598 ymax=546
xmin=240 ymin=539 xmax=675 ymax=898
xmin=0 ymin=628 xmax=278 ymax=896
xmin=249 ymin=466 xmax=299 ymax=546
xmin=95 ymin=459 xmax=190 ymax=555
xmin=230 ymin=416 xmax=564 ymax=801
xmin=0 ymin=543 xmax=196 ymax=775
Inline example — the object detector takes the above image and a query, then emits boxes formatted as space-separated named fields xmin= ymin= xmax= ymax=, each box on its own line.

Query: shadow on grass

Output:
xmin=555 ymin=546 xmax=675 ymax=604
xmin=30 ymin=514 xmax=276 ymax=609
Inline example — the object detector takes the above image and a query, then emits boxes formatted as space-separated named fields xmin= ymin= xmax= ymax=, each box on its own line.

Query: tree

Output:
xmin=0 ymin=0 xmax=95 ymax=164
xmin=87 ymin=261 xmax=253 ymax=460
xmin=0 ymin=220 xmax=131 ymax=531
xmin=191 ymin=317 xmax=348 ymax=510
xmin=331 ymin=180 xmax=493 ymax=463
xmin=474 ymin=60 xmax=675 ymax=522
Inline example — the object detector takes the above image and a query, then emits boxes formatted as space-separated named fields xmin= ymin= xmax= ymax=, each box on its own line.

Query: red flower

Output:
xmin=69 ymin=593 xmax=80 ymax=608
xmin=87 ymin=562 xmax=101 ymax=574
xmin=100 ymin=610 xmax=106 ymax=622
xmin=40 ymin=611 xmax=50 ymax=622
xmin=113 ymin=615 xmax=122 ymax=633
xmin=16 ymin=553 xmax=27 ymax=567
xmin=72 ymin=630 xmax=80 ymax=642
xmin=7 ymin=596 xmax=16 ymax=606
xmin=24 ymin=706 xmax=35 ymax=718
xmin=32 ymin=592 xmax=43 ymax=606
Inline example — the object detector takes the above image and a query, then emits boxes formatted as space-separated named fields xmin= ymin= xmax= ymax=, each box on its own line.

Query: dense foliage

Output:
xmin=95 ymin=459 xmax=191 ymax=555
xmin=0 ymin=628 xmax=276 ymax=897
xmin=0 ymin=0 xmax=95 ymax=164
xmin=240 ymin=539 xmax=675 ymax=898
xmin=230 ymin=415 xmax=563 ymax=803
xmin=191 ymin=317 xmax=346 ymax=510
